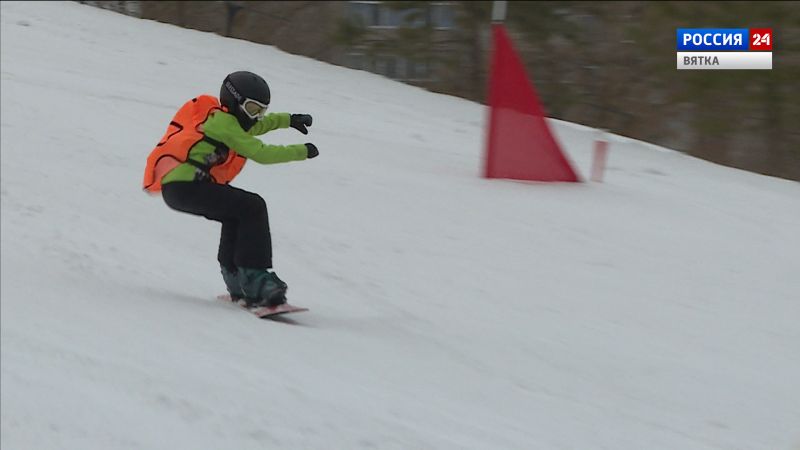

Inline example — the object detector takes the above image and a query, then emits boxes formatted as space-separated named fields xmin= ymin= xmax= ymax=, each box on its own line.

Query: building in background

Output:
xmin=86 ymin=1 xmax=457 ymax=87
xmin=341 ymin=1 xmax=457 ymax=84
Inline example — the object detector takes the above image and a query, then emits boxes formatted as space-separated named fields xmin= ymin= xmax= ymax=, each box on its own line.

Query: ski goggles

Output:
xmin=240 ymin=98 xmax=269 ymax=120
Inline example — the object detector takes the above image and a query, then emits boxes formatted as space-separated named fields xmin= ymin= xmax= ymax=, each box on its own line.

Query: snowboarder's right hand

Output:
xmin=290 ymin=114 xmax=313 ymax=135
xmin=305 ymin=143 xmax=319 ymax=159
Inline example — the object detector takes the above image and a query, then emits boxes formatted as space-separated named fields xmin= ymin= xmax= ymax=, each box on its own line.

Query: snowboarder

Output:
xmin=142 ymin=71 xmax=317 ymax=307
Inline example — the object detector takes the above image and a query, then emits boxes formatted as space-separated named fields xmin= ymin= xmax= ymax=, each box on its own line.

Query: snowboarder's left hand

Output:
xmin=290 ymin=114 xmax=313 ymax=135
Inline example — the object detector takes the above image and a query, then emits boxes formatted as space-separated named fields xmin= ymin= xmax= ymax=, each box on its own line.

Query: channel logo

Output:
xmin=676 ymin=28 xmax=772 ymax=70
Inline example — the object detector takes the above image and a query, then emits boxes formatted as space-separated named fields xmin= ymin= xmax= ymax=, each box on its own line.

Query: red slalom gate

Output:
xmin=484 ymin=24 xmax=580 ymax=182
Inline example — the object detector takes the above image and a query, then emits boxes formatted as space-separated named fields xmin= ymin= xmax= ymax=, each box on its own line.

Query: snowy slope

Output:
xmin=2 ymin=2 xmax=799 ymax=449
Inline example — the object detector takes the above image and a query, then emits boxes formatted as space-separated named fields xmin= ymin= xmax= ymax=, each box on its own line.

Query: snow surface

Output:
xmin=2 ymin=2 xmax=799 ymax=449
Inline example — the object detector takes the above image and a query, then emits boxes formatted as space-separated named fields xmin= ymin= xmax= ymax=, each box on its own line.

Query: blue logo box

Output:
xmin=677 ymin=28 xmax=748 ymax=51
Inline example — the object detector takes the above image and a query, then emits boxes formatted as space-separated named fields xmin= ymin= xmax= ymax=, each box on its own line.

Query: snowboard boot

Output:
xmin=269 ymin=271 xmax=288 ymax=304
xmin=220 ymin=265 xmax=245 ymax=300
xmin=270 ymin=271 xmax=288 ymax=292
xmin=237 ymin=267 xmax=288 ymax=307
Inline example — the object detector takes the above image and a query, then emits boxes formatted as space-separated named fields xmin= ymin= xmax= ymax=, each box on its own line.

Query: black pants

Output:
xmin=162 ymin=181 xmax=272 ymax=270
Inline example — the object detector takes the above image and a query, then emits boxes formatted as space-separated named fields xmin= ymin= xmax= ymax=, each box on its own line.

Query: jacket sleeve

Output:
xmin=205 ymin=112 xmax=307 ymax=164
xmin=248 ymin=113 xmax=291 ymax=136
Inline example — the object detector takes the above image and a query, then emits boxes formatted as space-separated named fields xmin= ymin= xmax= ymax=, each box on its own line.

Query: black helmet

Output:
xmin=220 ymin=71 xmax=271 ymax=131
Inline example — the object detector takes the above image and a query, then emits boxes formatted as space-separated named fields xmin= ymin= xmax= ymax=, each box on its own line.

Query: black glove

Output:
xmin=290 ymin=114 xmax=313 ymax=135
xmin=305 ymin=143 xmax=319 ymax=159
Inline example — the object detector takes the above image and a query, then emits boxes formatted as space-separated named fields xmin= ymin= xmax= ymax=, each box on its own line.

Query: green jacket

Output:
xmin=161 ymin=110 xmax=308 ymax=185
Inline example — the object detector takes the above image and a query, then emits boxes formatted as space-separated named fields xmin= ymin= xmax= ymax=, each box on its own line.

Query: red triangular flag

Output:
xmin=484 ymin=24 xmax=580 ymax=182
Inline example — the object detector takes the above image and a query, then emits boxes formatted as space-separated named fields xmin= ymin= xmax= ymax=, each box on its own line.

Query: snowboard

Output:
xmin=217 ymin=294 xmax=309 ymax=318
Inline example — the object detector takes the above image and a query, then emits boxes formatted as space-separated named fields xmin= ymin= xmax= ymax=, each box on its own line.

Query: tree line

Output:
xmin=139 ymin=1 xmax=800 ymax=181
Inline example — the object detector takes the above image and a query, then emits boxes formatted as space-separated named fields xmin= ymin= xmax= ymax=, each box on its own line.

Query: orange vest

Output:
xmin=142 ymin=95 xmax=247 ymax=193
